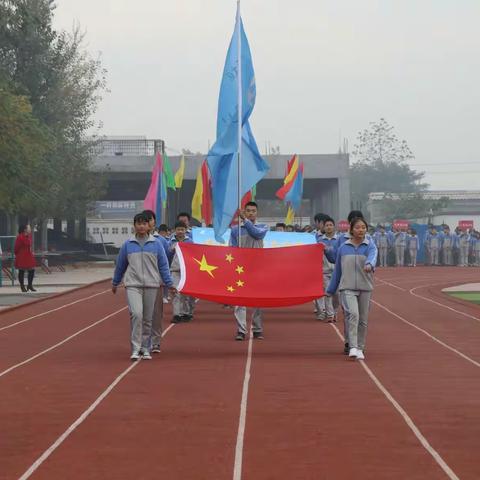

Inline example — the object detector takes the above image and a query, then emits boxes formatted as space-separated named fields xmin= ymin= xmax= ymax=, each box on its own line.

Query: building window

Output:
xmin=112 ymin=227 xmax=119 ymax=234
xmin=121 ymin=227 xmax=128 ymax=234
xmin=86 ymin=228 xmax=90 ymax=234
xmin=93 ymin=227 xmax=100 ymax=234
xmin=131 ymin=227 xmax=134 ymax=234
xmin=102 ymin=227 xmax=109 ymax=234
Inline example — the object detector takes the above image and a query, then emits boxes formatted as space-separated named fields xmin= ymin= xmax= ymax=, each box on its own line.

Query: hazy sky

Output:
xmin=53 ymin=0 xmax=480 ymax=190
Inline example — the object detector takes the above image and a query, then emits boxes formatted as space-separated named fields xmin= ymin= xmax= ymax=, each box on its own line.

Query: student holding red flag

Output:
xmin=230 ymin=201 xmax=268 ymax=341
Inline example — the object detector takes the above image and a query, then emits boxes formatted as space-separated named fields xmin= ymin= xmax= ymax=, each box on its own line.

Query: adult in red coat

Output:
xmin=14 ymin=224 xmax=37 ymax=292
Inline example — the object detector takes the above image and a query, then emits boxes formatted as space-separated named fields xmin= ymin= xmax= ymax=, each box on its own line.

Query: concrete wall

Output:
xmin=93 ymin=153 xmax=351 ymax=224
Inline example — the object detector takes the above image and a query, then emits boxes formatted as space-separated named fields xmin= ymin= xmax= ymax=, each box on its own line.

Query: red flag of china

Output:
xmin=176 ymin=243 xmax=324 ymax=307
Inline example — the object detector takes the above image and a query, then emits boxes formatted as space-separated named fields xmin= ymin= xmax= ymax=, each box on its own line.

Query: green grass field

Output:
xmin=447 ymin=292 xmax=480 ymax=305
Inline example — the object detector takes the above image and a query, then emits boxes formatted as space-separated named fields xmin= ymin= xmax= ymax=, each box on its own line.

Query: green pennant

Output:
xmin=163 ymin=153 xmax=176 ymax=190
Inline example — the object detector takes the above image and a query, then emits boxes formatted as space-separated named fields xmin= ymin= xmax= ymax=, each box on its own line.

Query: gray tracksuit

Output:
xmin=230 ymin=220 xmax=268 ymax=334
xmin=113 ymin=235 xmax=173 ymax=354
xmin=327 ymin=238 xmax=377 ymax=351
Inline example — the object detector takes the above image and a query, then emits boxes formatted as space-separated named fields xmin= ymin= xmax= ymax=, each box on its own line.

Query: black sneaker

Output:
xmin=181 ymin=314 xmax=193 ymax=322
xmin=344 ymin=343 xmax=349 ymax=355
xmin=253 ymin=332 xmax=264 ymax=340
xmin=171 ymin=315 xmax=182 ymax=324
xmin=235 ymin=332 xmax=246 ymax=341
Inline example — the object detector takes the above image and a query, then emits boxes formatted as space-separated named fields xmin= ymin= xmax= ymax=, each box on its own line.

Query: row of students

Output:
xmin=372 ymin=224 xmax=480 ymax=267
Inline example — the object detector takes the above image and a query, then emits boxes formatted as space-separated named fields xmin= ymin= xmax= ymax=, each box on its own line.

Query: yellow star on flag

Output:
xmin=194 ymin=254 xmax=219 ymax=278
xmin=226 ymin=253 xmax=234 ymax=263
xmin=226 ymin=285 xmax=235 ymax=292
xmin=236 ymin=280 xmax=245 ymax=287
xmin=235 ymin=265 xmax=244 ymax=274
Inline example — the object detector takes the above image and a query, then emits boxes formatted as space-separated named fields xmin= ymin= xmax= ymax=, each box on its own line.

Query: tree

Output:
xmin=350 ymin=118 xmax=428 ymax=214
xmin=373 ymin=193 xmax=449 ymax=223
xmin=0 ymin=83 xmax=52 ymax=213
xmin=0 ymin=0 xmax=107 ymax=226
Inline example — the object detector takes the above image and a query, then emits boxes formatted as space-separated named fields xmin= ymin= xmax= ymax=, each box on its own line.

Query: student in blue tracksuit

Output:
xmin=230 ymin=202 xmax=269 ymax=341
xmin=113 ymin=212 xmax=174 ymax=361
xmin=315 ymin=217 xmax=338 ymax=322
xmin=327 ymin=217 xmax=378 ymax=360
xmin=143 ymin=209 xmax=171 ymax=353
xmin=394 ymin=230 xmax=407 ymax=266
xmin=326 ymin=210 xmax=371 ymax=263
xmin=457 ymin=229 xmax=471 ymax=266
xmin=374 ymin=226 xmax=390 ymax=267
xmin=407 ymin=229 xmax=420 ymax=266
xmin=168 ymin=221 xmax=194 ymax=323
xmin=441 ymin=226 xmax=456 ymax=266
xmin=426 ymin=227 xmax=442 ymax=266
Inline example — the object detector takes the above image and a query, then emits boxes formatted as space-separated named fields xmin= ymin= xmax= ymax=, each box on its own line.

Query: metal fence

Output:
xmin=90 ymin=139 xmax=164 ymax=157
xmin=0 ymin=236 xmax=15 ymax=287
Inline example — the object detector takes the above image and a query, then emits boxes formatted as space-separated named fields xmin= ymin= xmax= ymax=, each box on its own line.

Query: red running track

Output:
xmin=0 ymin=268 xmax=479 ymax=479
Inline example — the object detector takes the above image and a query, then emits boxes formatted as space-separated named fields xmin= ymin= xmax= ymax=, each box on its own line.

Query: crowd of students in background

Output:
xmin=372 ymin=224 xmax=480 ymax=267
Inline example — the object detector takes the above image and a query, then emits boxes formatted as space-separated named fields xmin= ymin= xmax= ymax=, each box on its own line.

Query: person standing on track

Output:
xmin=326 ymin=217 xmax=377 ymax=360
xmin=407 ymin=229 xmax=419 ymax=267
xmin=457 ymin=229 xmax=471 ymax=267
xmin=168 ymin=221 xmax=194 ymax=323
xmin=112 ymin=212 xmax=174 ymax=361
xmin=374 ymin=225 xmax=389 ymax=267
xmin=442 ymin=226 xmax=455 ymax=266
xmin=14 ymin=224 xmax=37 ymax=292
xmin=394 ymin=229 xmax=407 ymax=267
xmin=143 ymin=209 xmax=170 ymax=353
xmin=230 ymin=201 xmax=268 ymax=341
xmin=315 ymin=217 xmax=338 ymax=322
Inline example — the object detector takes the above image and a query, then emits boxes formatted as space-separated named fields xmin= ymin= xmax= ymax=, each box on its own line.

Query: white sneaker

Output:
xmin=348 ymin=348 xmax=358 ymax=359
xmin=163 ymin=297 xmax=169 ymax=304
xmin=356 ymin=350 xmax=365 ymax=360
xmin=130 ymin=352 xmax=140 ymax=361
xmin=142 ymin=351 xmax=152 ymax=360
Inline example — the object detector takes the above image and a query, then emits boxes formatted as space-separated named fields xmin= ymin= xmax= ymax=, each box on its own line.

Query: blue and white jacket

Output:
xmin=326 ymin=238 xmax=378 ymax=294
xmin=407 ymin=235 xmax=420 ymax=250
xmin=113 ymin=235 xmax=173 ymax=288
xmin=442 ymin=233 xmax=457 ymax=249
xmin=168 ymin=235 xmax=193 ymax=271
xmin=229 ymin=220 xmax=268 ymax=248
xmin=326 ymin=232 xmax=374 ymax=263
xmin=317 ymin=233 xmax=338 ymax=275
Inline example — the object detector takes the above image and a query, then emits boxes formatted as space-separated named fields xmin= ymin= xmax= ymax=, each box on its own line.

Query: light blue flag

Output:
xmin=207 ymin=5 xmax=269 ymax=243
xmin=192 ymin=227 xmax=316 ymax=248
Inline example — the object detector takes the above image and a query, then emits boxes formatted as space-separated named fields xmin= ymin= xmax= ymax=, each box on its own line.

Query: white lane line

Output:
xmin=330 ymin=324 xmax=460 ymax=480
xmin=372 ymin=300 xmax=480 ymax=369
xmin=0 ymin=307 xmax=128 ymax=379
xmin=376 ymin=278 xmax=407 ymax=292
xmin=0 ymin=289 xmax=110 ymax=333
xmin=233 ymin=328 xmax=254 ymax=480
xmin=17 ymin=323 xmax=176 ymax=480
xmin=410 ymin=285 xmax=480 ymax=323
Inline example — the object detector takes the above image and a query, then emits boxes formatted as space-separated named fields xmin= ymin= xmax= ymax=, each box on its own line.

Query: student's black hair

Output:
xmin=18 ymin=224 xmax=28 ymax=234
xmin=174 ymin=220 xmax=187 ymax=229
xmin=142 ymin=209 xmax=156 ymax=221
xmin=158 ymin=224 xmax=168 ymax=232
xmin=177 ymin=212 xmax=191 ymax=220
xmin=324 ymin=216 xmax=335 ymax=225
xmin=245 ymin=201 xmax=258 ymax=209
xmin=275 ymin=222 xmax=286 ymax=229
xmin=314 ymin=213 xmax=330 ymax=224
xmin=347 ymin=210 xmax=364 ymax=223
xmin=133 ymin=213 xmax=149 ymax=224
xmin=349 ymin=217 xmax=368 ymax=232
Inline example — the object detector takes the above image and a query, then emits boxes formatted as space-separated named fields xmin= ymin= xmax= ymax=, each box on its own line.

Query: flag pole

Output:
xmin=236 ymin=0 xmax=242 ymax=247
